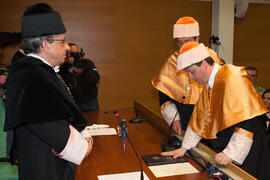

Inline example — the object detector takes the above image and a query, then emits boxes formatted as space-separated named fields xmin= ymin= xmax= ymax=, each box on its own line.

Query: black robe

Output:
xmin=158 ymin=91 xmax=193 ymax=131
xmin=4 ymin=56 xmax=89 ymax=180
xmin=11 ymin=50 xmax=25 ymax=64
xmin=158 ymin=91 xmax=212 ymax=148
xmin=261 ymin=114 xmax=270 ymax=151
xmin=209 ymin=116 xmax=270 ymax=180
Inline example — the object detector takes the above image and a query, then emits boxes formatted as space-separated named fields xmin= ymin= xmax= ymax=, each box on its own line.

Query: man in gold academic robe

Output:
xmin=162 ymin=41 xmax=270 ymax=180
xmin=152 ymin=17 xmax=222 ymax=135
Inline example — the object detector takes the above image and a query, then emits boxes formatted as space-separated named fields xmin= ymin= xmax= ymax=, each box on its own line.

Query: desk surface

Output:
xmin=76 ymin=109 xmax=208 ymax=180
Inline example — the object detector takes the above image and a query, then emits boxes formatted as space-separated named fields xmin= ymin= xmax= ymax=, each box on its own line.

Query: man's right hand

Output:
xmin=73 ymin=67 xmax=84 ymax=75
xmin=85 ymin=137 xmax=93 ymax=158
xmin=172 ymin=120 xmax=182 ymax=135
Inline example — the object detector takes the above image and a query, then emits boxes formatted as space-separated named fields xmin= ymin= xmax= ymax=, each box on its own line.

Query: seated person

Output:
xmin=262 ymin=89 xmax=270 ymax=119
xmin=245 ymin=66 xmax=264 ymax=96
xmin=262 ymin=89 xmax=270 ymax=149
xmin=0 ymin=97 xmax=18 ymax=180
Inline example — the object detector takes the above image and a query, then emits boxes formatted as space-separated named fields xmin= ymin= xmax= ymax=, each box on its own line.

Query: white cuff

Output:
xmin=55 ymin=125 xmax=88 ymax=165
xmin=223 ymin=132 xmax=253 ymax=165
xmin=182 ymin=126 xmax=201 ymax=150
xmin=160 ymin=103 xmax=180 ymax=126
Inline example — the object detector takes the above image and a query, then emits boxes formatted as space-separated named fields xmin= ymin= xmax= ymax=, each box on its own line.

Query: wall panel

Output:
xmin=234 ymin=3 xmax=270 ymax=90
xmin=3 ymin=1 xmax=268 ymax=114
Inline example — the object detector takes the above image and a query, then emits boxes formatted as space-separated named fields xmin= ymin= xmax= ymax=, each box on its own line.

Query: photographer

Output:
xmin=72 ymin=57 xmax=100 ymax=111
xmin=59 ymin=43 xmax=100 ymax=111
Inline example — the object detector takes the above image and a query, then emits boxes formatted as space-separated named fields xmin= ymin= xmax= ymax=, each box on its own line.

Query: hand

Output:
xmin=161 ymin=147 xmax=187 ymax=159
xmin=215 ymin=152 xmax=232 ymax=165
xmin=85 ymin=137 xmax=92 ymax=143
xmin=73 ymin=67 xmax=84 ymax=75
xmin=172 ymin=120 xmax=182 ymax=135
xmin=84 ymin=137 xmax=93 ymax=157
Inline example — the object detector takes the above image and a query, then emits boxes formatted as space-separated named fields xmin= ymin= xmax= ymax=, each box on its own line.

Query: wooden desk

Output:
xmin=76 ymin=109 xmax=208 ymax=180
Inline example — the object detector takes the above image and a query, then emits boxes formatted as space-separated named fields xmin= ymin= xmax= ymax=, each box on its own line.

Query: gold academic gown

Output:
xmin=189 ymin=64 xmax=268 ymax=139
xmin=151 ymin=48 xmax=222 ymax=105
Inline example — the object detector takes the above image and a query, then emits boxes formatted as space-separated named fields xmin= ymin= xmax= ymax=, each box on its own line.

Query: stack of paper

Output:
xmin=85 ymin=124 xmax=117 ymax=136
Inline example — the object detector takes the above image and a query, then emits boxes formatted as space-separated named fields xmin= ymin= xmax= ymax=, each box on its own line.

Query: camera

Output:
xmin=67 ymin=48 xmax=88 ymax=69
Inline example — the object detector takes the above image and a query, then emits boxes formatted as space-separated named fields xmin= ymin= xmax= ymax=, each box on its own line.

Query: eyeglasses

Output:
xmin=49 ymin=38 xmax=67 ymax=44
xmin=177 ymin=40 xmax=191 ymax=45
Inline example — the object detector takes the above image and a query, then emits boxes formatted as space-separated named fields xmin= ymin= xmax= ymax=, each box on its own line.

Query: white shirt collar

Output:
xmin=27 ymin=53 xmax=62 ymax=74
xmin=54 ymin=66 xmax=60 ymax=73
xmin=27 ymin=53 xmax=52 ymax=67
xmin=27 ymin=54 xmax=59 ymax=73
xmin=19 ymin=49 xmax=26 ymax=55
xmin=207 ymin=63 xmax=220 ymax=88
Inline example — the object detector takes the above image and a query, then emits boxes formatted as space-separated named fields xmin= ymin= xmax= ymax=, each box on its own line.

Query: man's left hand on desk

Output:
xmin=161 ymin=147 xmax=187 ymax=159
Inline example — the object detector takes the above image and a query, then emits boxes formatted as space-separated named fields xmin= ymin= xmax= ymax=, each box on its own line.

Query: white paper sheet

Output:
xmin=98 ymin=171 xmax=149 ymax=180
xmin=148 ymin=162 xmax=199 ymax=178
xmin=86 ymin=128 xmax=117 ymax=136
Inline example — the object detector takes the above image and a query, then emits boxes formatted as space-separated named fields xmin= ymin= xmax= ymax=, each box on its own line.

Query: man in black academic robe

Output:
xmin=4 ymin=3 xmax=93 ymax=180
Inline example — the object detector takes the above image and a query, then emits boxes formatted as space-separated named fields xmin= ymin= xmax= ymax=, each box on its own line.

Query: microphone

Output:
xmin=113 ymin=110 xmax=144 ymax=180
xmin=161 ymin=110 xmax=181 ymax=152
xmin=162 ymin=96 xmax=186 ymax=152
xmin=104 ymin=106 xmax=134 ymax=114
xmin=113 ymin=110 xmax=119 ymax=119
